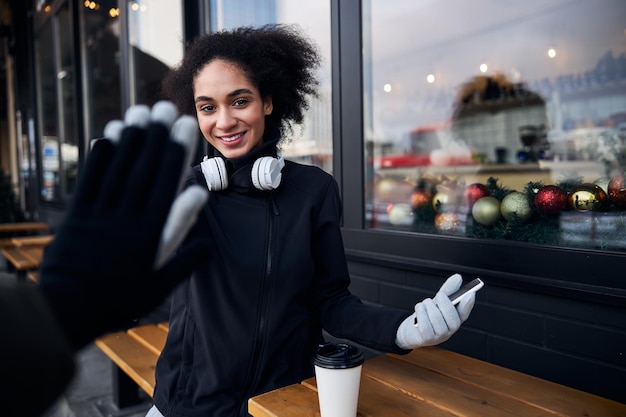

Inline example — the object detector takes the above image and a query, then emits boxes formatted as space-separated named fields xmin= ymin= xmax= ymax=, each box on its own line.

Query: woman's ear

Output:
xmin=264 ymin=96 xmax=273 ymax=115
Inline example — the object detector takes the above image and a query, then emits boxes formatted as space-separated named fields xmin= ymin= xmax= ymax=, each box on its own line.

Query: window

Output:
xmin=363 ymin=0 xmax=626 ymax=252
xmin=34 ymin=3 xmax=78 ymax=202
xmin=80 ymin=0 xmax=122 ymax=141
xmin=126 ymin=0 xmax=184 ymax=106
xmin=209 ymin=0 xmax=333 ymax=173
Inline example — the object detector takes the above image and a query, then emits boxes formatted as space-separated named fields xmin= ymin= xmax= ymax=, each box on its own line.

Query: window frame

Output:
xmin=333 ymin=0 xmax=626 ymax=307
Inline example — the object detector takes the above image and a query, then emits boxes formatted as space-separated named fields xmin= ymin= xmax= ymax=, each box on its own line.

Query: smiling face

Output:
xmin=193 ymin=59 xmax=273 ymax=159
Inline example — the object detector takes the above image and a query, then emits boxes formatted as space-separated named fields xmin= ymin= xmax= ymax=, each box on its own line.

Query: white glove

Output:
xmin=395 ymin=273 xmax=475 ymax=350
xmin=103 ymin=101 xmax=207 ymax=269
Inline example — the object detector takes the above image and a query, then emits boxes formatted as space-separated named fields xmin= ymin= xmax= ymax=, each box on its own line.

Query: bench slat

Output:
xmin=0 ymin=238 xmax=15 ymax=248
xmin=301 ymin=371 xmax=458 ymax=417
xmin=95 ymin=331 xmax=160 ymax=397
xmin=0 ymin=222 xmax=50 ymax=233
xmin=10 ymin=234 xmax=54 ymax=247
xmin=1 ymin=247 xmax=39 ymax=270
xmin=248 ymin=384 xmax=320 ymax=417
xmin=363 ymin=354 xmax=557 ymax=417
xmin=389 ymin=348 xmax=626 ymax=417
xmin=127 ymin=324 xmax=168 ymax=356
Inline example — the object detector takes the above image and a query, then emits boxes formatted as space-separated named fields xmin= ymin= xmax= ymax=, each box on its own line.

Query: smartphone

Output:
xmin=448 ymin=278 xmax=484 ymax=305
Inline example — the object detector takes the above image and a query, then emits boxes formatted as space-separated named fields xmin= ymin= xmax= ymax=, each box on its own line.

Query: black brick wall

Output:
xmin=346 ymin=260 xmax=626 ymax=404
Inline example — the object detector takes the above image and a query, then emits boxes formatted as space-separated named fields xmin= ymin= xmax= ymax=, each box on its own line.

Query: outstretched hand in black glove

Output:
xmin=39 ymin=101 xmax=209 ymax=350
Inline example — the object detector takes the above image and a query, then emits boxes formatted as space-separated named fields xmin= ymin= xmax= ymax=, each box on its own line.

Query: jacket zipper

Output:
xmin=238 ymin=194 xmax=279 ymax=415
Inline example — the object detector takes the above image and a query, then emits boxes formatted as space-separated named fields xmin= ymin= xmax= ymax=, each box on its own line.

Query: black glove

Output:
xmin=39 ymin=102 xmax=209 ymax=350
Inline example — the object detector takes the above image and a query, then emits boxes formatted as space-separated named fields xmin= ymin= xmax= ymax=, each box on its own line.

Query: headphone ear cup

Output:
xmin=251 ymin=156 xmax=283 ymax=190
xmin=200 ymin=157 xmax=228 ymax=191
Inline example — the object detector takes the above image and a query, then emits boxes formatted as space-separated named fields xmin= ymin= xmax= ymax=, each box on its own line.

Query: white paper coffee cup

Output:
xmin=313 ymin=343 xmax=364 ymax=417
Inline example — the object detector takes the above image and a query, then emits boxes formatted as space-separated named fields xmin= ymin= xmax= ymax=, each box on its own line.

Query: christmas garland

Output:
xmin=410 ymin=174 xmax=626 ymax=250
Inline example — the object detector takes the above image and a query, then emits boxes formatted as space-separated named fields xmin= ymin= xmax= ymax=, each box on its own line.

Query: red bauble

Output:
xmin=608 ymin=172 xmax=626 ymax=209
xmin=534 ymin=185 xmax=567 ymax=215
xmin=464 ymin=183 xmax=490 ymax=207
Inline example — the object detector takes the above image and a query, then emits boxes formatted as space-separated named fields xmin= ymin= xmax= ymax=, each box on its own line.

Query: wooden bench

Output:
xmin=95 ymin=322 xmax=169 ymax=408
xmin=0 ymin=222 xmax=51 ymax=277
xmin=97 ymin=322 xmax=625 ymax=416
xmin=1 ymin=246 xmax=45 ymax=279
xmin=0 ymin=222 xmax=50 ymax=234
xmin=250 ymin=347 xmax=626 ymax=417
xmin=9 ymin=234 xmax=54 ymax=247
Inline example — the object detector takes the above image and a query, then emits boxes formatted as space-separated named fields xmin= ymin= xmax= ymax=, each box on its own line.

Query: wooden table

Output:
xmin=249 ymin=346 xmax=626 ymax=417
xmin=0 ymin=222 xmax=50 ymax=234
xmin=0 ymin=228 xmax=52 ymax=279
xmin=9 ymin=234 xmax=54 ymax=247
xmin=1 ymin=245 xmax=46 ymax=279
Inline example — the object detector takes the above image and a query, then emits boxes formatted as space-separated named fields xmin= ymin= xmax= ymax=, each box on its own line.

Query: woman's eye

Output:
xmin=200 ymin=104 xmax=215 ymax=112
xmin=233 ymin=98 xmax=248 ymax=107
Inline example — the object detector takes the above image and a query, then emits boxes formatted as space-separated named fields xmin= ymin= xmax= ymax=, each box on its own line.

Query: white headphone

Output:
xmin=200 ymin=151 xmax=285 ymax=191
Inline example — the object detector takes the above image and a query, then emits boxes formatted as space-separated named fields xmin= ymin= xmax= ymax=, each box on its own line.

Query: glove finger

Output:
xmin=70 ymin=139 xmax=116 ymax=214
xmin=438 ymin=273 xmax=462 ymax=296
xmin=97 ymin=125 xmax=146 ymax=210
xmin=457 ymin=292 xmax=476 ymax=322
xmin=124 ymin=104 xmax=151 ymax=127
xmin=121 ymin=122 xmax=171 ymax=217
xmin=97 ymin=104 xmax=153 ymax=210
xmin=416 ymin=300 xmax=435 ymax=340
xmin=170 ymin=115 xmax=200 ymax=193
xmin=150 ymin=101 xmax=178 ymax=129
xmin=434 ymin=291 xmax=461 ymax=331
xmin=423 ymin=298 xmax=449 ymax=336
xmin=103 ymin=119 xmax=125 ymax=143
xmin=155 ymin=186 xmax=209 ymax=269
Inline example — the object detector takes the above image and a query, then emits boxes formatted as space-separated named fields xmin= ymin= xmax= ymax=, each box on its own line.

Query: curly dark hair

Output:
xmin=161 ymin=24 xmax=321 ymax=139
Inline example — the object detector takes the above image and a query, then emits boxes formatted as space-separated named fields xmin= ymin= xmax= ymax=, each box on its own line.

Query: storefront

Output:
xmin=3 ymin=0 xmax=625 ymax=403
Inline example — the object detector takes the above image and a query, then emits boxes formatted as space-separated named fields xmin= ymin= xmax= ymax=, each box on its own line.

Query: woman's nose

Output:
xmin=216 ymin=109 xmax=237 ymax=130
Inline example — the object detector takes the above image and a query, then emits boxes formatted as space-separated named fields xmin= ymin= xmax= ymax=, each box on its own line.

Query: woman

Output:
xmin=149 ymin=24 xmax=475 ymax=417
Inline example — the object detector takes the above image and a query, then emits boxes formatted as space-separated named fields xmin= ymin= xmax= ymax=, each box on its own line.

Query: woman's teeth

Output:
xmin=221 ymin=133 xmax=243 ymax=142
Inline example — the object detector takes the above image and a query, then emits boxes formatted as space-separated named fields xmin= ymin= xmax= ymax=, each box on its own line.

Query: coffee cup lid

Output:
xmin=313 ymin=343 xmax=364 ymax=369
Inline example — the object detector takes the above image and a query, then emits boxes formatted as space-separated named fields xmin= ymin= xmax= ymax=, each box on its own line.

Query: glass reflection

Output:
xmin=35 ymin=21 xmax=60 ymax=202
xmin=127 ymin=0 xmax=183 ymax=106
xmin=57 ymin=5 xmax=79 ymax=197
xmin=363 ymin=0 xmax=626 ymax=251
xmin=209 ymin=0 xmax=333 ymax=173
xmin=82 ymin=1 xmax=122 ymax=140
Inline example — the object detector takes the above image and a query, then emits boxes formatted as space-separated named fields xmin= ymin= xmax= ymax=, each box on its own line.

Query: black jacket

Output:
xmin=153 ymin=148 xmax=409 ymax=417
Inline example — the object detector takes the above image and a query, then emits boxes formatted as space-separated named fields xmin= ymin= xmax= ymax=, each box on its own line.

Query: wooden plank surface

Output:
xmin=248 ymin=384 xmax=320 ymax=417
xmin=128 ymin=323 xmax=168 ymax=356
xmin=0 ymin=238 xmax=14 ymax=248
xmin=363 ymin=354 xmax=556 ymax=417
xmin=250 ymin=348 xmax=626 ymax=417
xmin=1 ymin=247 xmax=39 ymax=270
xmin=95 ymin=331 xmax=160 ymax=397
xmin=390 ymin=348 xmax=626 ymax=417
xmin=301 ymin=373 xmax=457 ymax=417
xmin=10 ymin=234 xmax=54 ymax=247
xmin=0 ymin=222 xmax=50 ymax=233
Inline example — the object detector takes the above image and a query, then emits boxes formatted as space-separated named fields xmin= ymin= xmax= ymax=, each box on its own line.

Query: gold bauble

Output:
xmin=472 ymin=196 xmax=501 ymax=226
xmin=432 ymin=191 xmax=450 ymax=212
xmin=500 ymin=191 xmax=533 ymax=222
xmin=568 ymin=183 xmax=607 ymax=212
